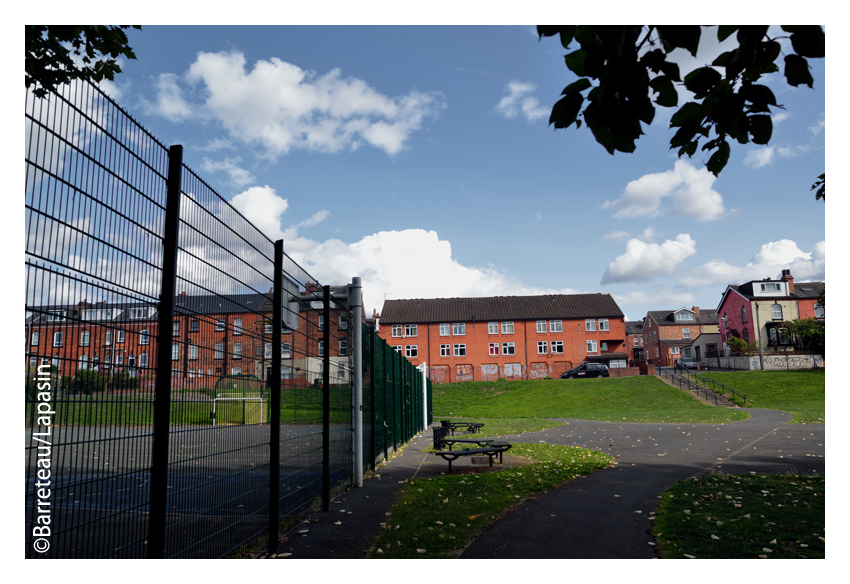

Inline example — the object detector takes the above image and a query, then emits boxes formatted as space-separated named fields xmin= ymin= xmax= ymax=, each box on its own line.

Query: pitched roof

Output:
xmin=625 ymin=320 xmax=644 ymax=335
xmin=722 ymin=281 xmax=824 ymax=306
xmin=647 ymin=308 xmax=718 ymax=327
xmin=379 ymin=294 xmax=624 ymax=324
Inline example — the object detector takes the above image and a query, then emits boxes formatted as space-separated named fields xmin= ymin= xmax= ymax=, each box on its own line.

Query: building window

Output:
xmin=633 ymin=337 xmax=640 ymax=347
xmin=586 ymin=340 xmax=597 ymax=353
xmin=772 ymin=303 xmax=783 ymax=320
xmin=585 ymin=319 xmax=596 ymax=332
xmin=190 ymin=320 xmax=199 ymax=332
xmin=340 ymin=315 xmax=349 ymax=330
xmin=502 ymin=342 xmax=515 ymax=355
xmin=189 ymin=345 xmax=198 ymax=360
xmin=282 ymin=343 xmax=291 ymax=359
xmin=537 ymin=341 xmax=548 ymax=354
xmin=105 ymin=329 xmax=112 ymax=346
xmin=264 ymin=343 xmax=272 ymax=359
xmin=172 ymin=344 xmax=179 ymax=360
xmin=761 ymin=282 xmax=781 ymax=292
xmin=31 ymin=332 xmax=40 ymax=346
xmin=501 ymin=322 xmax=514 ymax=334
xmin=319 ymin=315 xmax=325 ymax=331
xmin=489 ymin=343 xmax=499 ymax=356
xmin=337 ymin=363 xmax=346 ymax=379
xmin=440 ymin=324 xmax=450 ymax=336
xmin=453 ymin=323 xmax=465 ymax=336
xmin=404 ymin=324 xmax=417 ymax=337
xmin=282 ymin=365 xmax=293 ymax=380
xmin=80 ymin=330 xmax=90 ymax=346
xmin=536 ymin=321 xmax=546 ymax=333
xmin=231 ymin=367 xmax=242 ymax=376
xmin=340 ymin=340 xmax=349 ymax=356
xmin=440 ymin=344 xmax=451 ymax=357
xmin=139 ymin=353 xmax=148 ymax=368
xmin=453 ymin=344 xmax=466 ymax=357
xmin=392 ymin=325 xmax=402 ymax=337
xmin=127 ymin=354 xmax=135 ymax=368
xmin=552 ymin=341 xmax=564 ymax=354
xmin=116 ymin=330 xmax=125 ymax=343
xmin=189 ymin=368 xmax=195 ymax=378
xmin=741 ymin=308 xmax=747 ymax=323
xmin=598 ymin=319 xmax=609 ymax=332
xmin=234 ymin=319 xmax=243 ymax=335
xmin=140 ymin=329 xmax=150 ymax=345
xmin=265 ymin=324 xmax=273 ymax=335
xmin=233 ymin=342 xmax=242 ymax=359
xmin=671 ymin=347 xmax=680 ymax=355
xmin=319 ymin=341 xmax=325 ymax=357
xmin=675 ymin=312 xmax=694 ymax=322
xmin=682 ymin=328 xmax=690 ymax=339
xmin=47 ymin=311 xmax=66 ymax=322
xmin=550 ymin=320 xmax=563 ymax=333
xmin=129 ymin=307 xmax=151 ymax=320
xmin=53 ymin=332 xmax=62 ymax=347
xmin=173 ymin=321 xmax=180 ymax=336
xmin=814 ymin=303 xmax=824 ymax=318
xmin=601 ymin=341 xmax=608 ymax=351
xmin=405 ymin=345 xmax=418 ymax=358
xmin=215 ymin=343 xmax=224 ymax=359
xmin=392 ymin=345 xmax=402 ymax=354
xmin=79 ymin=355 xmax=88 ymax=369
xmin=216 ymin=320 xmax=225 ymax=332
xmin=489 ymin=322 xmax=499 ymax=335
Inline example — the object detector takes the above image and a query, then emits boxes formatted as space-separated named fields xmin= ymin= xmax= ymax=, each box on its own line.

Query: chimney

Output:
xmin=691 ymin=306 xmax=700 ymax=316
xmin=79 ymin=299 xmax=88 ymax=310
xmin=781 ymin=269 xmax=794 ymax=293
xmin=180 ymin=291 xmax=187 ymax=296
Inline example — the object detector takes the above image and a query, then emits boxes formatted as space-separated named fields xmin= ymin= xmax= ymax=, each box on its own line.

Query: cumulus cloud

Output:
xmin=744 ymin=144 xmax=810 ymax=168
xmin=808 ymin=112 xmax=825 ymax=135
xmin=601 ymin=234 xmax=697 ymax=285
xmin=678 ymin=239 xmax=825 ymax=287
xmin=603 ymin=160 xmax=726 ymax=222
xmin=151 ymin=51 xmax=445 ymax=158
xmin=495 ymin=81 xmax=549 ymax=122
xmin=200 ymin=156 xmax=256 ymax=186
xmin=602 ymin=230 xmax=630 ymax=241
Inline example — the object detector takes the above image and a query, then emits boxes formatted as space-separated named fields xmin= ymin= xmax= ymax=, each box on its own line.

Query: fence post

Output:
xmin=369 ymin=328 xmax=376 ymax=470
xmin=268 ymin=240 xmax=283 ymax=552
xmin=322 ymin=285 xmax=331 ymax=511
xmin=148 ymin=144 xmax=183 ymax=559
xmin=350 ymin=277 xmax=363 ymax=488
xmin=382 ymin=340 xmax=388 ymax=461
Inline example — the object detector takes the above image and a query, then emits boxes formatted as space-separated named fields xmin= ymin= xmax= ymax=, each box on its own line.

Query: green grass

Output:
xmin=695 ymin=370 xmax=825 ymax=424
xmin=369 ymin=443 xmax=612 ymax=558
xmin=653 ymin=472 xmax=825 ymax=558
xmin=433 ymin=377 xmax=749 ymax=424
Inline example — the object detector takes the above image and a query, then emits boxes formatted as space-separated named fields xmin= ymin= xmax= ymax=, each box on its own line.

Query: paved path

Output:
xmin=276 ymin=408 xmax=824 ymax=559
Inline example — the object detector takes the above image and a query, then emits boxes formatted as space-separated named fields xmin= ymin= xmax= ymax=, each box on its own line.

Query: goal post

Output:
xmin=212 ymin=375 xmax=268 ymax=425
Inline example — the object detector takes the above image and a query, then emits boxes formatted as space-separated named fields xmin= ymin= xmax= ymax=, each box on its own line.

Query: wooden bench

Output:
xmin=434 ymin=443 xmax=512 ymax=474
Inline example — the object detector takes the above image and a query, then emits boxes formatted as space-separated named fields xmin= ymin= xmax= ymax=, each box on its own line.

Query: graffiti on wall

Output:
xmin=503 ymin=363 xmax=524 ymax=378
xmin=456 ymin=364 xmax=473 ymax=382
xmin=431 ymin=365 xmax=449 ymax=383
xmin=763 ymin=355 xmax=819 ymax=370
xmin=480 ymin=364 xmax=499 ymax=381
xmin=528 ymin=362 xmax=551 ymax=379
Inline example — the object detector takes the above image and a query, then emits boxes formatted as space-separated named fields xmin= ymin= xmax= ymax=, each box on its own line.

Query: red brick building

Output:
xmin=642 ymin=306 xmax=719 ymax=367
xmin=377 ymin=294 xmax=627 ymax=383
xmin=625 ymin=320 xmax=645 ymax=363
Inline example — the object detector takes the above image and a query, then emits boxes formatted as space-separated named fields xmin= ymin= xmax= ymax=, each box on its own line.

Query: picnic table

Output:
xmin=440 ymin=420 xmax=484 ymax=435
xmin=432 ymin=425 xmax=512 ymax=473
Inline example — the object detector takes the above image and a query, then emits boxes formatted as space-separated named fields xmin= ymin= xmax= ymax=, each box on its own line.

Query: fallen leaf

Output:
xmin=416 ymin=549 xmax=426 ymax=554
xmin=683 ymin=554 xmax=696 ymax=559
xmin=710 ymin=535 xmax=720 ymax=540
xmin=334 ymin=521 xmax=342 ymax=525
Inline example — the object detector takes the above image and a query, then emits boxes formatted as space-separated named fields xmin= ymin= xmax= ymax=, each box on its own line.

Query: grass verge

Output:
xmin=695 ymin=369 xmax=825 ymax=423
xmin=653 ymin=472 xmax=824 ymax=558
xmin=434 ymin=377 xmax=749 ymax=424
xmin=368 ymin=443 xmax=612 ymax=558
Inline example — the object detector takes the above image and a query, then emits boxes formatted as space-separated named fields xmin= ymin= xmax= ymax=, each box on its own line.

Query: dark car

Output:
xmin=560 ymin=363 xmax=609 ymax=379
xmin=677 ymin=357 xmax=699 ymax=369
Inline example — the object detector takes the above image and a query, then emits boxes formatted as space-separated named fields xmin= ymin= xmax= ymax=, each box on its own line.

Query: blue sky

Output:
xmin=32 ymin=24 xmax=828 ymax=321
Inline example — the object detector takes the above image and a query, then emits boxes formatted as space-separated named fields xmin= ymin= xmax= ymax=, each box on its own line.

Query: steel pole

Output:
xmin=350 ymin=277 xmax=363 ymax=487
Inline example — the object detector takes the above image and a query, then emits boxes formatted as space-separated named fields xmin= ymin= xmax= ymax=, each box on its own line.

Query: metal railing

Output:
xmin=659 ymin=369 xmax=719 ymax=406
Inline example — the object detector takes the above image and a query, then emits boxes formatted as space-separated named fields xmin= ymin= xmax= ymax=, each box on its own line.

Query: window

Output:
xmin=231 ymin=367 xmax=242 ymax=376
xmin=601 ymin=341 xmax=608 ymax=351
xmin=453 ymin=323 xmax=465 ymax=335
xmin=405 ymin=345 xmax=418 ymax=358
xmin=682 ymin=328 xmax=690 ymax=339
xmin=502 ymin=342 xmax=515 ymax=355
xmin=105 ymin=330 xmax=112 ymax=345
xmin=489 ymin=322 xmax=500 ymax=335
xmin=215 ymin=343 xmax=224 ymax=359
xmin=264 ymin=343 xmax=272 ymax=359
xmin=189 ymin=368 xmax=195 ymax=378
xmin=440 ymin=323 xmax=451 ymax=336
xmin=392 ymin=325 xmax=402 ymax=337
xmin=340 ymin=315 xmax=349 ymax=330
xmin=47 ymin=311 xmax=66 ymax=322
xmin=233 ymin=342 xmax=242 ymax=359
xmin=337 ymin=363 xmax=346 ymax=380
xmin=265 ymin=324 xmax=273 ymax=335
xmin=723 ymin=314 xmax=729 ymax=330
xmin=761 ymin=282 xmax=781 ymax=292
xmin=140 ymin=329 xmax=150 ymax=345
xmin=116 ymin=330 xmax=125 ymax=343
xmin=633 ymin=337 xmax=640 ymax=347
xmin=216 ymin=320 xmax=225 ymax=332
xmin=172 ymin=344 xmax=179 ymax=360
xmin=814 ymin=303 xmax=824 ymax=318
xmin=537 ymin=341 xmax=548 ymax=354
xmin=173 ymin=321 xmax=180 ymax=336
xmin=550 ymin=320 xmax=563 ymax=333
xmin=586 ymin=339 xmax=598 ymax=353
xmin=598 ymin=319 xmax=609 ymax=332
xmin=139 ymin=353 xmax=149 ymax=368
xmin=489 ymin=343 xmax=499 ymax=356
xmin=127 ymin=354 xmax=135 ymax=368
xmin=190 ymin=320 xmax=199 ymax=332
xmin=675 ymin=312 xmax=694 ymax=322
xmin=551 ymin=341 xmax=564 ymax=354
xmin=319 ymin=341 xmax=325 ymax=357
xmin=319 ymin=315 xmax=326 ymax=331
xmin=189 ymin=345 xmax=198 ymax=360
xmin=340 ymin=339 xmax=348 ymax=356
xmin=31 ymin=332 xmax=39 ymax=346
xmin=772 ymin=303 xmax=783 ymax=320
xmin=234 ymin=319 xmax=243 ymax=335
xmin=393 ymin=345 xmax=402 ymax=354
xmin=440 ymin=344 xmax=451 ymax=357
xmin=80 ymin=330 xmax=90 ymax=346
xmin=281 ymin=342 xmax=291 ymax=359
xmin=501 ymin=322 xmax=514 ymax=334
xmin=404 ymin=324 xmax=417 ymax=337
xmin=741 ymin=308 xmax=747 ymax=323
xmin=671 ymin=347 xmax=680 ymax=355
xmin=536 ymin=321 xmax=546 ymax=333
xmin=129 ymin=307 xmax=151 ymax=320
xmin=79 ymin=355 xmax=88 ymax=369
xmin=29 ymin=357 xmax=37 ymax=369
xmin=453 ymin=344 xmax=466 ymax=357
xmin=585 ymin=319 xmax=596 ymax=332
xmin=282 ymin=365 xmax=292 ymax=380
xmin=53 ymin=332 xmax=62 ymax=347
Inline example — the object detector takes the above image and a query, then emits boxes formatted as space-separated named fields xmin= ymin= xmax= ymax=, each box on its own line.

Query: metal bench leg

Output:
xmin=448 ymin=459 xmax=453 ymax=474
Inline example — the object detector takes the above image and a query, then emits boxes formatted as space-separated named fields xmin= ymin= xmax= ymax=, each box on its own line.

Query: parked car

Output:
xmin=677 ymin=357 xmax=699 ymax=369
xmin=561 ymin=363 xmax=609 ymax=379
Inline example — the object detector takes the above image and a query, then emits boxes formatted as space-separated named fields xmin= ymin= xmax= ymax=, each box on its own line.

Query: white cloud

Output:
xmin=603 ymin=160 xmax=726 ymax=222
xmin=612 ymin=287 xmax=696 ymax=308
xmin=808 ymin=112 xmax=825 ymax=135
xmin=229 ymin=185 xmax=289 ymax=240
xmin=772 ymin=112 xmax=791 ymax=124
xmin=601 ymin=234 xmax=697 ymax=284
xmin=153 ymin=51 xmax=444 ymax=158
xmin=743 ymin=147 xmax=775 ymax=168
xmin=296 ymin=210 xmax=331 ymax=229
xmin=602 ymin=230 xmax=630 ymax=241
xmin=198 ymin=138 xmax=235 ymax=152
xmin=495 ymin=81 xmax=549 ymax=122
xmin=201 ymin=156 xmax=256 ymax=186
xmin=679 ymin=239 xmax=825 ymax=287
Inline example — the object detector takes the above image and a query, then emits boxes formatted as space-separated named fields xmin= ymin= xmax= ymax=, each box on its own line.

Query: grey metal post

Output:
xmin=350 ymin=277 xmax=363 ymax=487
xmin=268 ymin=240 xmax=283 ymax=551
xmin=322 ymin=285 xmax=331 ymax=511
xmin=755 ymin=304 xmax=764 ymax=370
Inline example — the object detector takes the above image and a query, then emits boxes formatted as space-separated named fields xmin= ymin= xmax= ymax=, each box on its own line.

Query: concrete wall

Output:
xmin=713 ymin=354 xmax=824 ymax=370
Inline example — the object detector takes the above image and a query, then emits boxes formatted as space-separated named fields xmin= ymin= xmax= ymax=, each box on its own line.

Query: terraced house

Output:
xmin=641 ymin=306 xmax=720 ymax=367
xmin=377 ymin=294 xmax=626 ymax=383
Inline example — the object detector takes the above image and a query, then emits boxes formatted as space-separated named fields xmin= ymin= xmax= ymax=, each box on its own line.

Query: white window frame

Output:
xmin=116 ymin=330 xmax=125 ymax=343
xmin=80 ymin=330 xmax=90 ymax=346
xmin=501 ymin=321 xmax=514 ymax=334
xmin=440 ymin=323 xmax=451 ymax=336
xmin=536 ymin=321 xmax=546 ymax=334
xmin=453 ymin=344 xmax=466 ymax=357
xmin=231 ymin=367 xmax=243 ymax=376
xmin=489 ymin=322 xmax=499 ymax=335
xmin=31 ymin=332 xmax=40 ymax=346
xmin=234 ymin=318 xmax=243 ymax=335
xmin=761 ymin=282 xmax=781 ymax=292
xmin=598 ymin=319 xmax=609 ymax=332
xmin=814 ymin=303 xmax=824 ymax=318
xmin=265 ymin=343 xmax=272 ymax=359
xmin=79 ymin=355 xmax=88 ymax=369
xmin=675 ymin=312 xmax=694 ymax=322
xmin=453 ymin=323 xmax=465 ymax=336
xmin=172 ymin=344 xmax=179 ymax=360
xmin=772 ymin=303 xmax=783 ymax=320
xmin=216 ymin=320 xmax=226 ymax=332
xmin=585 ymin=319 xmax=596 ymax=332
xmin=140 ymin=329 xmax=150 ymax=345
xmin=549 ymin=320 xmax=563 ymax=333
xmin=671 ymin=347 xmax=680 ymax=355
xmin=190 ymin=319 xmax=200 ymax=332
xmin=48 ymin=310 xmax=66 ymax=322
xmin=233 ymin=342 xmax=242 ymax=359
xmin=537 ymin=341 xmax=548 ymax=354
xmin=189 ymin=345 xmax=198 ymax=360
xmin=601 ymin=341 xmax=608 ymax=351
xmin=404 ymin=324 xmax=417 ymax=337
xmin=319 ymin=341 xmax=325 ymax=357
xmin=173 ymin=320 xmax=180 ymax=336
xmin=586 ymin=339 xmax=598 ymax=353
xmin=340 ymin=315 xmax=349 ymax=330
xmin=552 ymin=341 xmax=564 ymax=354
xmin=53 ymin=331 xmax=63 ymax=347
xmin=139 ymin=353 xmax=149 ymax=368
xmin=633 ymin=337 xmax=640 ymax=347
xmin=282 ymin=342 xmax=291 ymax=359
xmin=392 ymin=345 xmax=402 ymax=354
xmin=440 ymin=344 xmax=451 ymax=357
xmin=215 ymin=343 xmax=224 ymax=359
xmin=105 ymin=329 xmax=112 ymax=346
xmin=340 ymin=339 xmax=348 ymax=356
xmin=405 ymin=345 xmax=418 ymax=358
xmin=489 ymin=343 xmax=499 ymax=356
xmin=265 ymin=324 xmax=273 ymax=335
xmin=502 ymin=342 xmax=515 ymax=356
xmin=682 ymin=328 xmax=690 ymax=339
xmin=392 ymin=325 xmax=403 ymax=337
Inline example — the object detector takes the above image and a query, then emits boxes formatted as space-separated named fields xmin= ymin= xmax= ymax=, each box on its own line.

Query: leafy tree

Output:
xmin=784 ymin=318 xmax=825 ymax=353
xmin=811 ymin=173 xmax=825 ymax=201
xmin=537 ymin=26 xmax=824 ymax=176
xmin=25 ymin=25 xmax=141 ymax=98
xmin=725 ymin=335 xmax=758 ymax=354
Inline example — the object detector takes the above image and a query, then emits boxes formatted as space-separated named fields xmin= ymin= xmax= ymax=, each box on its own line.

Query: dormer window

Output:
xmin=47 ymin=311 xmax=66 ymax=322
xmin=675 ymin=312 xmax=694 ymax=322
xmin=760 ymin=282 xmax=781 ymax=292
